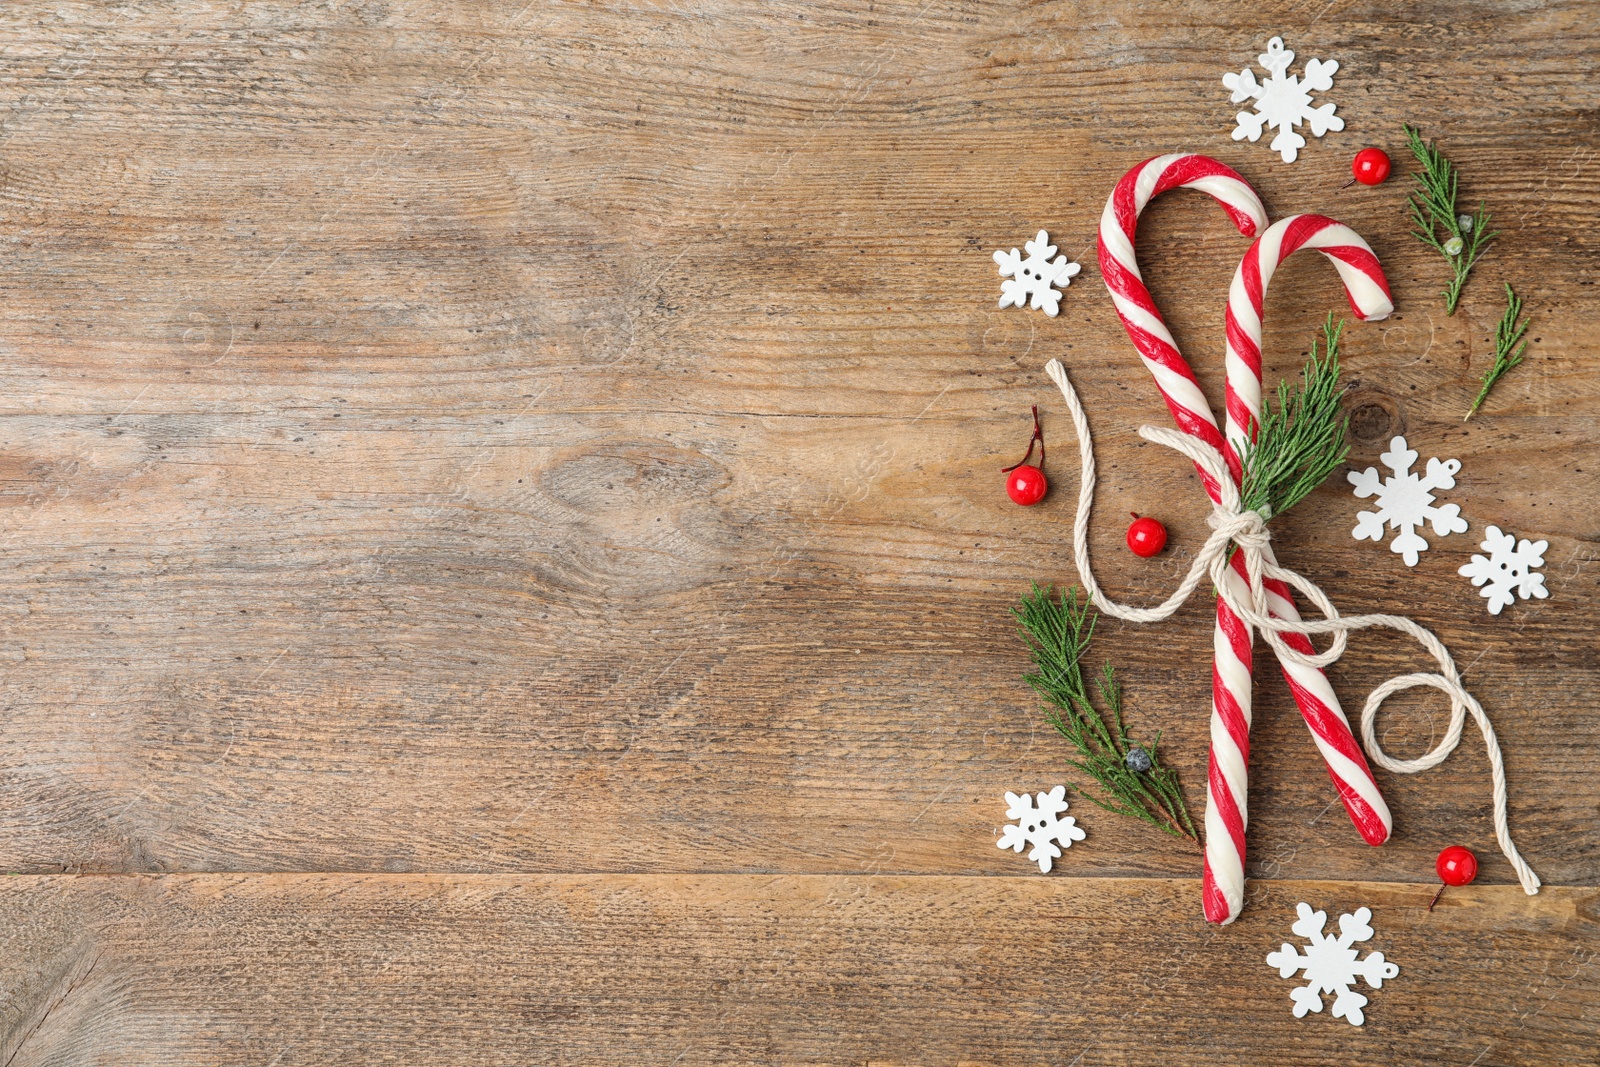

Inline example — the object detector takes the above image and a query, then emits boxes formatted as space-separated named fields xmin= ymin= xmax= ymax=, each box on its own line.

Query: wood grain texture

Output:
xmin=0 ymin=874 xmax=1597 ymax=1066
xmin=0 ymin=0 xmax=1595 ymax=1060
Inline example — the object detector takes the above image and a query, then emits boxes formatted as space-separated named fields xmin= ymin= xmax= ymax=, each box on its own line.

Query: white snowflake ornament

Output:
xmin=1267 ymin=902 xmax=1399 ymax=1027
xmin=1459 ymin=525 xmax=1549 ymax=615
xmin=994 ymin=230 xmax=1080 ymax=316
xmin=1223 ymin=36 xmax=1344 ymax=163
xmin=997 ymin=786 xmax=1085 ymax=872
xmin=1349 ymin=435 xmax=1469 ymax=566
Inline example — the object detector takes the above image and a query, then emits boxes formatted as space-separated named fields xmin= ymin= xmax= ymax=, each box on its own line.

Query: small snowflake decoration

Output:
xmin=1267 ymin=903 xmax=1399 ymax=1027
xmin=1222 ymin=36 xmax=1343 ymax=163
xmin=993 ymin=230 xmax=1080 ymax=316
xmin=1460 ymin=525 xmax=1550 ymax=615
xmin=1349 ymin=435 xmax=1469 ymax=566
xmin=997 ymin=786 xmax=1084 ymax=872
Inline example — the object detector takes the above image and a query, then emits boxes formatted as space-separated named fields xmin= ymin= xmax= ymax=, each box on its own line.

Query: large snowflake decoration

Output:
xmin=1222 ymin=36 xmax=1343 ymax=163
xmin=993 ymin=230 xmax=1080 ymax=317
xmin=997 ymin=786 xmax=1084 ymax=872
xmin=1459 ymin=525 xmax=1550 ymax=615
xmin=1349 ymin=435 xmax=1469 ymax=566
xmin=1267 ymin=903 xmax=1399 ymax=1027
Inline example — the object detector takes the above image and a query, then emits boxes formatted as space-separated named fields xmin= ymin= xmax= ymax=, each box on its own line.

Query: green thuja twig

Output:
xmin=1404 ymin=123 xmax=1497 ymax=314
xmin=1237 ymin=315 xmax=1350 ymax=522
xmin=1013 ymin=584 xmax=1197 ymax=843
xmin=1465 ymin=283 xmax=1532 ymax=420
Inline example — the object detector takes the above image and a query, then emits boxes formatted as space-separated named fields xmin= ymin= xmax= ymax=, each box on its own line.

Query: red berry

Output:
xmin=1007 ymin=464 xmax=1047 ymax=506
xmin=1002 ymin=406 xmax=1048 ymax=505
xmin=1352 ymin=147 xmax=1392 ymax=186
xmin=1436 ymin=845 xmax=1478 ymax=887
xmin=1126 ymin=514 xmax=1167 ymax=557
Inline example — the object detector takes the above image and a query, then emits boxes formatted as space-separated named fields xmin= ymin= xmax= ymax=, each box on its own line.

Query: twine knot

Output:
xmin=1208 ymin=506 xmax=1272 ymax=553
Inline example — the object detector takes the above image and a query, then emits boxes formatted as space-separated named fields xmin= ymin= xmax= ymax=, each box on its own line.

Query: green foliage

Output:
xmin=1405 ymin=123 xmax=1497 ymax=314
xmin=1465 ymin=283 xmax=1532 ymax=420
xmin=1013 ymin=584 xmax=1197 ymax=841
xmin=1237 ymin=315 xmax=1350 ymax=522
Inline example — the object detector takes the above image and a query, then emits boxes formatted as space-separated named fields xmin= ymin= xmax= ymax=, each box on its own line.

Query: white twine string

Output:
xmin=1045 ymin=358 xmax=1541 ymax=895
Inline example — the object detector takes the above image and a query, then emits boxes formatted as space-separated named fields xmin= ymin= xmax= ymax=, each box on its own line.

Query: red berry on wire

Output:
xmin=1350 ymin=147 xmax=1392 ymax=186
xmin=1429 ymin=845 xmax=1478 ymax=911
xmin=1007 ymin=464 xmax=1048 ymax=506
xmin=1126 ymin=514 xmax=1167 ymax=557
xmin=1001 ymin=406 xmax=1048 ymax=506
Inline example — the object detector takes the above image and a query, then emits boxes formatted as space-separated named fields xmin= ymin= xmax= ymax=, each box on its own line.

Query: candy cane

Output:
xmin=1097 ymin=156 xmax=1392 ymax=924
xmin=1099 ymin=155 xmax=1264 ymax=924
xmin=1222 ymin=214 xmax=1395 ymax=860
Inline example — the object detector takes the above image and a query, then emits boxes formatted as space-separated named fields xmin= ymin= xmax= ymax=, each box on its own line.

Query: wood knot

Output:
xmin=1342 ymin=388 xmax=1405 ymax=446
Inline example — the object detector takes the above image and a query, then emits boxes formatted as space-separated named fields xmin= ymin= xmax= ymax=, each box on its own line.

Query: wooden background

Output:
xmin=0 ymin=1 xmax=1596 ymax=1063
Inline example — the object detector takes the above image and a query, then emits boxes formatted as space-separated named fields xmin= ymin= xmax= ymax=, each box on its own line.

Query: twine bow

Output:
xmin=1046 ymin=358 xmax=1541 ymax=896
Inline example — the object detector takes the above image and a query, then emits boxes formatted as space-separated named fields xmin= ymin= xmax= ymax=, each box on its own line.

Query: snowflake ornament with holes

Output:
xmin=1267 ymin=902 xmax=1399 ymax=1027
xmin=993 ymin=230 xmax=1080 ymax=316
xmin=997 ymin=786 xmax=1085 ymax=872
xmin=1460 ymin=525 xmax=1549 ymax=615
xmin=1349 ymin=435 xmax=1469 ymax=566
xmin=1222 ymin=36 xmax=1343 ymax=163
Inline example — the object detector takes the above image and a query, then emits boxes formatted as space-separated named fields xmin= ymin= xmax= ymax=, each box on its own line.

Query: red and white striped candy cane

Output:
xmin=1098 ymin=155 xmax=1266 ymax=923
xmin=1221 ymin=213 xmax=1396 ymax=860
xmin=1097 ymin=155 xmax=1392 ymax=924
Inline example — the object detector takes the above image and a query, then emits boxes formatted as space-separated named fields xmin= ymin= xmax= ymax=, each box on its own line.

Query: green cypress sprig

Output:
xmin=1236 ymin=315 xmax=1350 ymax=522
xmin=1465 ymin=283 xmax=1531 ymax=420
xmin=1404 ymin=123 xmax=1497 ymax=315
xmin=1013 ymin=583 xmax=1197 ymax=842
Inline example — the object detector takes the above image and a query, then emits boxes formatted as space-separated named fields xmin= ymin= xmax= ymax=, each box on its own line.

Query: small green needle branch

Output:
xmin=1013 ymin=584 xmax=1198 ymax=843
xmin=1237 ymin=314 xmax=1351 ymax=523
xmin=1404 ymin=123 xmax=1497 ymax=315
xmin=1465 ymin=283 xmax=1532 ymax=420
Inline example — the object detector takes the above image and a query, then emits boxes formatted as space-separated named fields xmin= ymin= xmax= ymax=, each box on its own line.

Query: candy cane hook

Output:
xmin=1223 ymin=213 xmax=1395 ymax=479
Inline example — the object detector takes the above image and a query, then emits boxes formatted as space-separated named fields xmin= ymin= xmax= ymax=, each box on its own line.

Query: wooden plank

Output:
xmin=0 ymin=874 xmax=1595 ymax=1066
xmin=0 ymin=409 xmax=1594 ymax=884
xmin=0 ymin=4 xmax=1592 ymax=420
